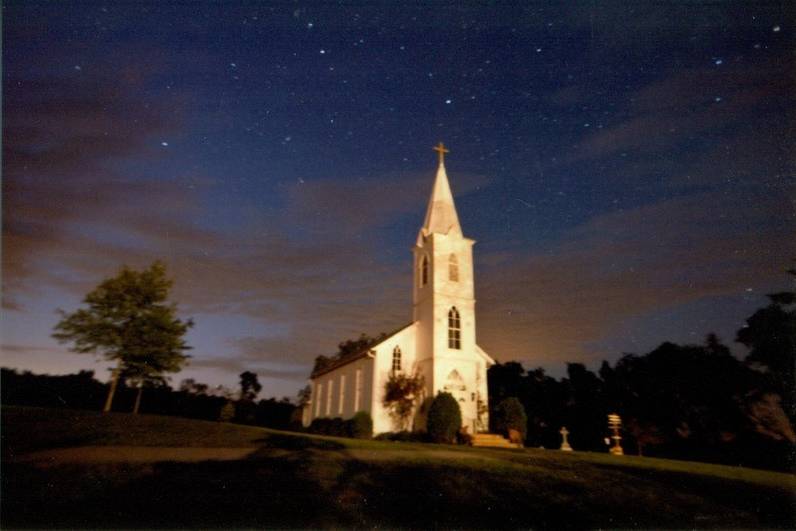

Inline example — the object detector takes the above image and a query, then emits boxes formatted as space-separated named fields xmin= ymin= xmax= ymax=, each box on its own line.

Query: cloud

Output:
xmin=1 ymin=65 xmax=458 ymax=378
xmin=2 ymin=69 xmax=198 ymax=308
xmin=1 ymin=343 xmax=65 ymax=354
xmin=282 ymin=170 xmax=490 ymax=236
xmin=188 ymin=354 xmax=310 ymax=382
xmin=563 ymin=58 xmax=793 ymax=166
xmin=476 ymin=188 xmax=794 ymax=367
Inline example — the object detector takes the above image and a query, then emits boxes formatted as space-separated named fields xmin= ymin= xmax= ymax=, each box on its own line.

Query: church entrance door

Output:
xmin=443 ymin=370 xmax=471 ymax=429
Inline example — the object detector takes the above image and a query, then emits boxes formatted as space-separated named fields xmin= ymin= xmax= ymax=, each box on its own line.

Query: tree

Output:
xmin=427 ymin=392 xmax=462 ymax=443
xmin=312 ymin=332 xmax=390 ymax=374
xmin=180 ymin=378 xmax=208 ymax=395
xmin=492 ymin=397 xmax=527 ymax=443
xmin=52 ymin=261 xmax=192 ymax=413
xmin=736 ymin=269 xmax=796 ymax=421
xmin=239 ymin=371 xmax=262 ymax=401
xmin=337 ymin=332 xmax=388 ymax=358
xmin=382 ymin=371 xmax=425 ymax=430
xmin=296 ymin=384 xmax=312 ymax=407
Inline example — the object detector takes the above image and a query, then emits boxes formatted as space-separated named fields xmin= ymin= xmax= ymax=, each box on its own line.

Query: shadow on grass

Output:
xmin=4 ymin=438 xmax=795 ymax=529
xmin=588 ymin=462 xmax=796 ymax=527
xmin=253 ymin=433 xmax=346 ymax=451
xmin=2 ymin=449 xmax=348 ymax=528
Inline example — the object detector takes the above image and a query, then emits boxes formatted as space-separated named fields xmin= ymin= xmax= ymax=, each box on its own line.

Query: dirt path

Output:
xmin=12 ymin=446 xmax=258 ymax=465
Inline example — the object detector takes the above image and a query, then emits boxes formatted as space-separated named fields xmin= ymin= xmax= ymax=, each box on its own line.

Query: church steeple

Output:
xmin=419 ymin=142 xmax=462 ymax=242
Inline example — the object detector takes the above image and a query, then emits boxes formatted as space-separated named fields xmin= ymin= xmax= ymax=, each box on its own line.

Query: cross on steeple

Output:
xmin=433 ymin=142 xmax=449 ymax=165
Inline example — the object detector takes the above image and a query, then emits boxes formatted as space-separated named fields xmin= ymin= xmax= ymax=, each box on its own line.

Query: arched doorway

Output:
xmin=443 ymin=369 xmax=468 ymax=408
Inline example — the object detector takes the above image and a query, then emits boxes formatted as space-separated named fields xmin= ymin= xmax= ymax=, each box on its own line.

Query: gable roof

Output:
xmin=310 ymin=322 xmax=414 ymax=379
xmin=475 ymin=344 xmax=496 ymax=366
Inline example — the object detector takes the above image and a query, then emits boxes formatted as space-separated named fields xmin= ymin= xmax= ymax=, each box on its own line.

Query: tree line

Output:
xmin=1 ymin=368 xmax=299 ymax=430
xmin=488 ymin=271 xmax=795 ymax=472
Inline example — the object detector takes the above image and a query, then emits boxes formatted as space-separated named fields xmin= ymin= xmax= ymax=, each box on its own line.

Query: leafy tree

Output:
xmin=180 ymin=378 xmax=209 ymax=395
xmin=427 ymin=392 xmax=462 ymax=443
xmin=488 ymin=364 xmax=566 ymax=448
xmin=563 ymin=363 xmax=606 ymax=449
xmin=338 ymin=332 xmax=389 ymax=358
xmin=492 ymin=397 xmax=527 ymax=442
xmin=53 ymin=261 xmax=192 ymax=413
xmin=297 ymin=384 xmax=312 ymax=407
xmin=312 ymin=332 xmax=390 ymax=374
xmin=607 ymin=336 xmax=755 ymax=457
xmin=383 ymin=371 xmax=425 ymax=431
xmin=239 ymin=371 xmax=262 ymax=401
xmin=736 ymin=269 xmax=796 ymax=421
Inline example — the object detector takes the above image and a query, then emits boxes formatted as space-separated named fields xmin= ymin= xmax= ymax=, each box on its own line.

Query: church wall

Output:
xmin=369 ymin=323 xmax=418 ymax=434
xmin=307 ymin=355 xmax=374 ymax=424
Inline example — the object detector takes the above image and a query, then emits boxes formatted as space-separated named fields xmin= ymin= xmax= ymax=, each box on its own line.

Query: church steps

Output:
xmin=470 ymin=433 xmax=522 ymax=449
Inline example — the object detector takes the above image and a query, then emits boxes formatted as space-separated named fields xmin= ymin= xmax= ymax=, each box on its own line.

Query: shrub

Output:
xmin=374 ymin=431 xmax=429 ymax=442
xmin=383 ymin=371 xmax=425 ymax=431
xmin=427 ymin=392 xmax=462 ymax=443
xmin=347 ymin=411 xmax=373 ymax=439
xmin=329 ymin=417 xmax=346 ymax=437
xmin=308 ymin=417 xmax=332 ymax=435
xmin=493 ymin=397 xmax=527 ymax=442
xmin=457 ymin=428 xmax=473 ymax=446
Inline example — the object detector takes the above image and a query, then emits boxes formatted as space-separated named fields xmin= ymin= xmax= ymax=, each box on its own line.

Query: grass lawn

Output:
xmin=3 ymin=406 xmax=794 ymax=528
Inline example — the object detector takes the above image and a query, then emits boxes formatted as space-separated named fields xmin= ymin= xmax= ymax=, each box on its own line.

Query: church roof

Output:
xmin=310 ymin=322 xmax=415 ymax=379
xmin=419 ymin=147 xmax=462 ymax=241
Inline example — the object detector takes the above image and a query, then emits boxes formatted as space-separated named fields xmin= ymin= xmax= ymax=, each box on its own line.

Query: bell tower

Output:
xmin=412 ymin=143 xmax=478 ymax=425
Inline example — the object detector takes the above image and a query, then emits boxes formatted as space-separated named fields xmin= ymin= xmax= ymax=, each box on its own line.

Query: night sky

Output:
xmin=3 ymin=2 xmax=794 ymax=399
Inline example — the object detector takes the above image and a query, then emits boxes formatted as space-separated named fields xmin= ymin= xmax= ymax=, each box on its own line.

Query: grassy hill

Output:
xmin=3 ymin=406 xmax=794 ymax=528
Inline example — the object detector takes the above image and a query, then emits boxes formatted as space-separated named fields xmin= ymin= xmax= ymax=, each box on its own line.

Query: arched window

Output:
xmin=448 ymin=307 xmax=461 ymax=349
xmin=392 ymin=346 xmax=402 ymax=372
xmin=449 ymin=254 xmax=459 ymax=281
xmin=420 ymin=255 xmax=429 ymax=287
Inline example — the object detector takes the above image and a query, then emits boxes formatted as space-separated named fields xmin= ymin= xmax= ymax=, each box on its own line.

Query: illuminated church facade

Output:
xmin=304 ymin=144 xmax=494 ymax=434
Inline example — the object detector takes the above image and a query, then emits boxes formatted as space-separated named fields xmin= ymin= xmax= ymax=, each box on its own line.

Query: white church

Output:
xmin=303 ymin=143 xmax=495 ymax=435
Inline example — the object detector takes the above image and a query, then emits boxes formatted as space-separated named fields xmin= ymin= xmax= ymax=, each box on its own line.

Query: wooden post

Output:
xmin=133 ymin=384 xmax=143 ymax=414
xmin=103 ymin=366 xmax=120 ymax=413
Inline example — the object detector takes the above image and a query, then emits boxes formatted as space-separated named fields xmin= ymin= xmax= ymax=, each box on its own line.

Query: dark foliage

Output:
xmin=427 ymin=392 xmax=462 ymax=443
xmin=382 ymin=371 xmax=424 ymax=430
xmin=308 ymin=417 xmax=348 ymax=436
xmin=1 ymin=368 xmax=296 ymax=431
xmin=1 ymin=369 xmax=107 ymax=410
xmin=489 ymin=333 xmax=795 ymax=471
xmin=349 ymin=411 xmax=373 ymax=439
xmin=492 ymin=397 xmax=527 ymax=441
xmin=312 ymin=332 xmax=389 ymax=374
xmin=239 ymin=371 xmax=262 ymax=401
xmin=307 ymin=413 xmax=373 ymax=439
xmin=736 ymin=272 xmax=796 ymax=422
xmin=374 ymin=431 xmax=429 ymax=442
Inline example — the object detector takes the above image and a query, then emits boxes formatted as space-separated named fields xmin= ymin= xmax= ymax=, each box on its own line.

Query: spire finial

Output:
xmin=433 ymin=142 xmax=449 ymax=166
